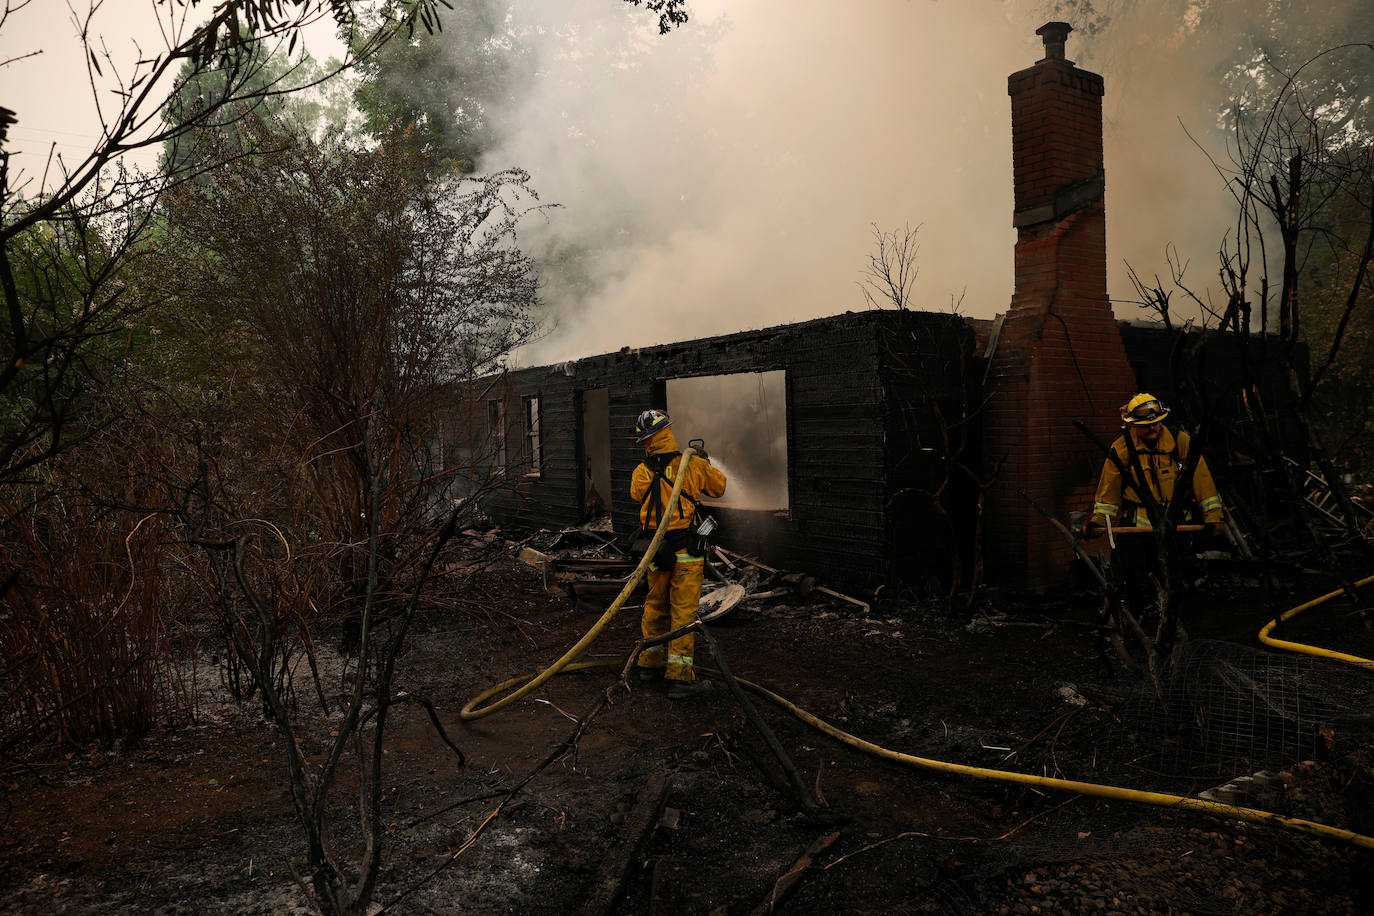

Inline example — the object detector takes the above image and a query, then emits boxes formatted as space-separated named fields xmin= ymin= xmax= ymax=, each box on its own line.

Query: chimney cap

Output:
xmin=1036 ymin=21 xmax=1072 ymax=61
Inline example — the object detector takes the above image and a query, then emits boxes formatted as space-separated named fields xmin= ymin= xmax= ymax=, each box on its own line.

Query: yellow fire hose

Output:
xmin=1258 ymin=572 xmax=1374 ymax=671
xmin=460 ymin=448 xmax=696 ymax=720
xmin=461 ymin=474 xmax=1374 ymax=850
xmin=1101 ymin=521 xmax=1374 ymax=671
xmin=730 ymin=675 xmax=1374 ymax=850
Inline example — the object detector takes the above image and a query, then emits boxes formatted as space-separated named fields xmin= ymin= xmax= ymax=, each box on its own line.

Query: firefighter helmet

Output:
xmin=634 ymin=409 xmax=672 ymax=443
xmin=1120 ymin=393 xmax=1170 ymax=426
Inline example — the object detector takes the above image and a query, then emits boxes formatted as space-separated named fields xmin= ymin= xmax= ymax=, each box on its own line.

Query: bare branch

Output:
xmin=859 ymin=221 xmax=921 ymax=311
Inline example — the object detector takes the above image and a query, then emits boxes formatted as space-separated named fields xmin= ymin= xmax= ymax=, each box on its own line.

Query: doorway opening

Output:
xmin=580 ymin=388 xmax=611 ymax=520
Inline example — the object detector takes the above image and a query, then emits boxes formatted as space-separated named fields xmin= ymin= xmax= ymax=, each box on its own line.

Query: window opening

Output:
xmin=665 ymin=370 xmax=788 ymax=511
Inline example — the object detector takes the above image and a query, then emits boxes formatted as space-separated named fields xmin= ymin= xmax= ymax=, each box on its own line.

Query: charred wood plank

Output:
xmin=577 ymin=773 xmax=671 ymax=916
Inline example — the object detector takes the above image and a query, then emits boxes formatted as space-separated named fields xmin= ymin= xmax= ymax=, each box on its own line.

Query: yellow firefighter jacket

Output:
xmin=631 ymin=428 xmax=727 ymax=531
xmin=1091 ymin=426 xmax=1223 ymax=528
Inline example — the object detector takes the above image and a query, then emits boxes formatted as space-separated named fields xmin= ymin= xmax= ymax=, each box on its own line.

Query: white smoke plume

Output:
xmin=488 ymin=0 xmax=1037 ymax=363
xmin=450 ymin=0 xmax=1371 ymax=362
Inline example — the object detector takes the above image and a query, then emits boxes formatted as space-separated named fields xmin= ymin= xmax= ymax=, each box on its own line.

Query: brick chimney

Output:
xmin=982 ymin=22 xmax=1138 ymax=588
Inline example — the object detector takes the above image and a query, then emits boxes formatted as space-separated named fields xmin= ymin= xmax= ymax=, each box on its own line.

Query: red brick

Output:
xmin=988 ymin=43 xmax=1133 ymax=589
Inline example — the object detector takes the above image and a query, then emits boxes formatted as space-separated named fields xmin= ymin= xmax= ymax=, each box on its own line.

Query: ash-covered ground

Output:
xmin=3 ymin=531 xmax=1372 ymax=915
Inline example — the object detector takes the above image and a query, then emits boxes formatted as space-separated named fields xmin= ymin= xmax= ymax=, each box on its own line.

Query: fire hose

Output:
xmin=1258 ymin=573 xmax=1374 ymax=671
xmin=461 ymin=457 xmax=1374 ymax=851
xmin=460 ymin=447 xmax=699 ymax=721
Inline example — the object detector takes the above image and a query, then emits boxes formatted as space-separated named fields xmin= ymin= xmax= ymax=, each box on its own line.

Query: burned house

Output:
xmin=462 ymin=22 xmax=1300 ymax=591
xmin=473 ymin=309 xmax=980 ymax=590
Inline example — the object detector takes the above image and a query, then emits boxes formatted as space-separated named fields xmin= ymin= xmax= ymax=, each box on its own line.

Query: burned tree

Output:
xmin=1097 ymin=44 xmax=1374 ymax=668
xmin=149 ymin=116 xmax=541 ymax=913
xmin=1160 ymin=45 xmax=1374 ymax=569
xmin=0 ymin=0 xmax=470 ymax=768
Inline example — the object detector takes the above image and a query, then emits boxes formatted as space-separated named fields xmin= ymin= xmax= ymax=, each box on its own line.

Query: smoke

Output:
xmin=435 ymin=0 xmax=1372 ymax=363
xmin=665 ymin=372 xmax=788 ymax=510
xmin=1039 ymin=0 xmax=1374 ymax=320
xmin=8 ymin=1 xmax=1367 ymax=362
xmin=480 ymin=0 xmax=1038 ymax=363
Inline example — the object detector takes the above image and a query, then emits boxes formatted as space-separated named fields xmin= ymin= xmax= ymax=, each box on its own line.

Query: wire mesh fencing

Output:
xmin=1096 ymin=638 xmax=1374 ymax=782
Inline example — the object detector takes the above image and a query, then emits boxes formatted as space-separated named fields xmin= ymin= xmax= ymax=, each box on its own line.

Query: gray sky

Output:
xmin=3 ymin=1 xmax=1353 ymax=365
xmin=0 ymin=1 xmax=345 ymax=181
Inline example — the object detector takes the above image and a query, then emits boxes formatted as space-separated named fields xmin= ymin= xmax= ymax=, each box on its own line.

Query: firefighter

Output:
xmin=630 ymin=409 xmax=727 ymax=699
xmin=1087 ymin=393 xmax=1224 ymax=620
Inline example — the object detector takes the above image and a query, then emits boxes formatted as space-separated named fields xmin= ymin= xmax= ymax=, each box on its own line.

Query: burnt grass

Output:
xmin=3 ymin=535 xmax=1373 ymax=915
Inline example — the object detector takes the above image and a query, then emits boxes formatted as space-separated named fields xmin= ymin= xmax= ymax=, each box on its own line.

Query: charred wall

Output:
xmin=1117 ymin=321 xmax=1304 ymax=433
xmin=879 ymin=314 xmax=984 ymax=592
xmin=459 ymin=311 xmax=1298 ymax=592
xmin=472 ymin=310 xmax=980 ymax=590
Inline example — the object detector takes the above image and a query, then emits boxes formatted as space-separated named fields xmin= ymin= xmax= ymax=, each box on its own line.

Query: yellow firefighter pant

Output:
xmin=638 ymin=550 xmax=705 ymax=682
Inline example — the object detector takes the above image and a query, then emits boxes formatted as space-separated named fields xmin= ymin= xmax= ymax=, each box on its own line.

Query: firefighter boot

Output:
xmin=667 ymin=679 xmax=713 ymax=700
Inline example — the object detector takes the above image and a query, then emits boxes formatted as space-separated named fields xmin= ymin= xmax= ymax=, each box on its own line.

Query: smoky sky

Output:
xmin=452 ymin=0 xmax=1371 ymax=363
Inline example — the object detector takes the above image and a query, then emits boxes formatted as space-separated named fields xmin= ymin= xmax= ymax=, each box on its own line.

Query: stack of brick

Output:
xmin=983 ymin=23 xmax=1139 ymax=588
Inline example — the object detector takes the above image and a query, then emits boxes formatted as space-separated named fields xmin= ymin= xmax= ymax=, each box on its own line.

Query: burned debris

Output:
xmin=521 ymin=520 xmax=864 ymax=623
